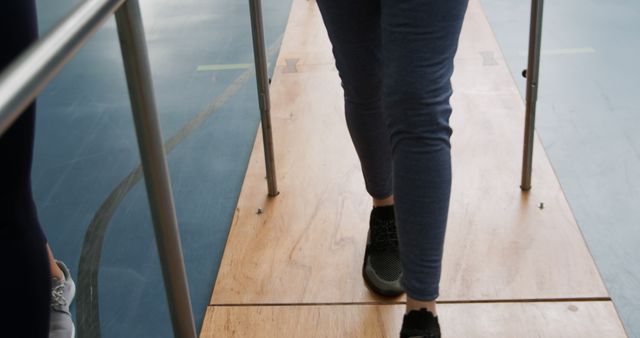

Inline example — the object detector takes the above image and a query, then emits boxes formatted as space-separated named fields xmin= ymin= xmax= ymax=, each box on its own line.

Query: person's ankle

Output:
xmin=50 ymin=263 xmax=65 ymax=281
xmin=406 ymin=297 xmax=437 ymax=316
xmin=373 ymin=194 xmax=394 ymax=207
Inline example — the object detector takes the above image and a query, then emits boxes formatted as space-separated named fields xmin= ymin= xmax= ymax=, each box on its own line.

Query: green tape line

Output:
xmin=196 ymin=63 xmax=253 ymax=71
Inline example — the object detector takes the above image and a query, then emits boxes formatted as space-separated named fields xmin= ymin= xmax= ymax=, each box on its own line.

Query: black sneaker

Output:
xmin=400 ymin=308 xmax=441 ymax=338
xmin=362 ymin=205 xmax=404 ymax=297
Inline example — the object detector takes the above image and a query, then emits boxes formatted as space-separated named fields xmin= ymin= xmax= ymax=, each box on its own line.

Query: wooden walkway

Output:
xmin=200 ymin=0 xmax=627 ymax=336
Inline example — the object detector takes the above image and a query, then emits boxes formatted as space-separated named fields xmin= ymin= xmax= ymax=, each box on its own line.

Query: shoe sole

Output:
xmin=361 ymin=252 xmax=405 ymax=297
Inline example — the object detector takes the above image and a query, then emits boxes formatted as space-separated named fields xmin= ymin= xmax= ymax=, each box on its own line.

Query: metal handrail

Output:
xmin=0 ymin=0 xmax=124 ymax=134
xmin=521 ymin=0 xmax=544 ymax=191
xmin=0 ymin=0 xmax=197 ymax=337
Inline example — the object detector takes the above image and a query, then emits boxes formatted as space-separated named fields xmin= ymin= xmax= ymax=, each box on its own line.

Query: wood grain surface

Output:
xmin=209 ymin=0 xmax=608 ymax=305
xmin=201 ymin=302 xmax=626 ymax=338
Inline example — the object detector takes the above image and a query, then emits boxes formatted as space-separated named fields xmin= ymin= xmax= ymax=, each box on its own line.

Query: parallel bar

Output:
xmin=115 ymin=2 xmax=197 ymax=338
xmin=521 ymin=0 xmax=545 ymax=191
xmin=0 ymin=0 xmax=125 ymax=136
xmin=249 ymin=0 xmax=279 ymax=197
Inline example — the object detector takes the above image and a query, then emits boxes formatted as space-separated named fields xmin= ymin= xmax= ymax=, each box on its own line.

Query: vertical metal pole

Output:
xmin=114 ymin=1 xmax=197 ymax=337
xmin=520 ymin=0 xmax=544 ymax=191
xmin=249 ymin=0 xmax=279 ymax=197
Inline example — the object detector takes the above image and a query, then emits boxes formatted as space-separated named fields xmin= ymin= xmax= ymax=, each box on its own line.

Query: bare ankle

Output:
xmin=406 ymin=297 xmax=437 ymax=316
xmin=373 ymin=195 xmax=394 ymax=207
xmin=47 ymin=245 xmax=64 ymax=280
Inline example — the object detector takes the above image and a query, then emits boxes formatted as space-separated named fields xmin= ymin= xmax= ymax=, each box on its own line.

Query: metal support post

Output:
xmin=249 ymin=0 xmax=279 ymax=197
xmin=521 ymin=0 xmax=545 ymax=191
xmin=115 ymin=1 xmax=197 ymax=337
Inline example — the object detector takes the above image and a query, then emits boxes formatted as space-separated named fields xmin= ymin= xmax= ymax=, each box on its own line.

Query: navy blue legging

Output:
xmin=315 ymin=0 xmax=468 ymax=301
xmin=0 ymin=1 xmax=51 ymax=337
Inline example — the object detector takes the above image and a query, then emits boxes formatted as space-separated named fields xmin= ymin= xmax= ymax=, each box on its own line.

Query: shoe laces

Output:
xmin=371 ymin=218 xmax=398 ymax=251
xmin=51 ymin=282 xmax=68 ymax=310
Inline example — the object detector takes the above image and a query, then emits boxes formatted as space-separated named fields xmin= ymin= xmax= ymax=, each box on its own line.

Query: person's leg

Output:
xmin=0 ymin=1 xmax=51 ymax=337
xmin=315 ymin=0 xmax=393 ymax=202
xmin=316 ymin=0 xmax=405 ymax=297
xmin=380 ymin=0 xmax=468 ymax=314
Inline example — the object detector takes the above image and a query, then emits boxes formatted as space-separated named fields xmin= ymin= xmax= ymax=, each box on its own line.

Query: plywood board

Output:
xmin=210 ymin=0 xmax=607 ymax=304
xmin=200 ymin=302 xmax=626 ymax=338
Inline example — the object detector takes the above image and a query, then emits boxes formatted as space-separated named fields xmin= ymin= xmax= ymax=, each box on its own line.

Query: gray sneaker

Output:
xmin=49 ymin=260 xmax=76 ymax=338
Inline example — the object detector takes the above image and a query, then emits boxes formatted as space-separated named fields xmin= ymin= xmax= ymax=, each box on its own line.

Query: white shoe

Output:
xmin=49 ymin=260 xmax=76 ymax=338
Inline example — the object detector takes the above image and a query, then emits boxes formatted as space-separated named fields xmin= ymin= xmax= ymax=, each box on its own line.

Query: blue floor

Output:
xmin=480 ymin=0 xmax=640 ymax=336
xmin=32 ymin=0 xmax=292 ymax=337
